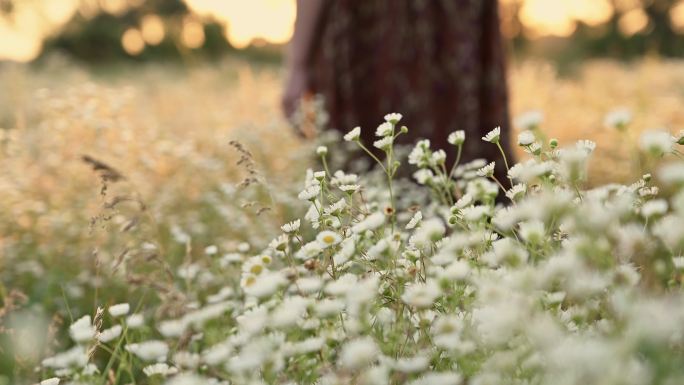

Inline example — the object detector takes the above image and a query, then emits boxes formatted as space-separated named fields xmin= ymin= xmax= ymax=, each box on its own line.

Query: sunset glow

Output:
xmin=183 ymin=0 xmax=296 ymax=49
xmin=0 ymin=0 xmax=682 ymax=62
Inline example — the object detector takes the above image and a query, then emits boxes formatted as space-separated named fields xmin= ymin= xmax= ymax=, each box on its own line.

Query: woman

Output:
xmin=283 ymin=0 xmax=512 ymax=178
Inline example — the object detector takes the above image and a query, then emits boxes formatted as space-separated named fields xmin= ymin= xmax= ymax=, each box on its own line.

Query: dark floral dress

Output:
xmin=310 ymin=0 xmax=512 ymax=177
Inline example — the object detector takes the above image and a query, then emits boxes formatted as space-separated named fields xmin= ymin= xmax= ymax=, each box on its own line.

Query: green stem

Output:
xmin=496 ymin=142 xmax=513 ymax=186
xmin=357 ymin=142 xmax=387 ymax=173
xmin=320 ymin=155 xmax=331 ymax=177
xmin=448 ymin=145 xmax=463 ymax=181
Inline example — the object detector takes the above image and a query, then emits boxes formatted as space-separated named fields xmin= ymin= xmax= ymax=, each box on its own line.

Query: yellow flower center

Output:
xmin=250 ymin=264 xmax=263 ymax=275
xmin=261 ymin=255 xmax=272 ymax=264
xmin=323 ymin=235 xmax=335 ymax=244
xmin=245 ymin=276 xmax=256 ymax=287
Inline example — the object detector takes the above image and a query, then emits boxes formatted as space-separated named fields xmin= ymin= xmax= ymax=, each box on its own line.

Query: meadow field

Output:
xmin=2 ymin=58 xmax=684 ymax=385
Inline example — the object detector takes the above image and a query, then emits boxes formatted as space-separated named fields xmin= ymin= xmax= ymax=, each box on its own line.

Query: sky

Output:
xmin=1 ymin=0 xmax=683 ymax=62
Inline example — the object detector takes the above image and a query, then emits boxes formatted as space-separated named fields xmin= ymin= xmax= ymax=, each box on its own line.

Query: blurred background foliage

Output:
xmin=0 ymin=0 xmax=683 ymax=66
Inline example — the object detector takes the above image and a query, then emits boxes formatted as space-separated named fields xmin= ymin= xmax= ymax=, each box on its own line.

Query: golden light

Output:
xmin=78 ymin=0 xmax=100 ymax=19
xmin=43 ymin=0 xmax=79 ymax=25
xmin=567 ymin=0 xmax=614 ymax=26
xmin=183 ymin=0 xmax=295 ymax=48
xmin=101 ymin=0 xmax=128 ymax=16
xmin=181 ymin=18 xmax=205 ymax=49
xmin=121 ymin=28 xmax=145 ymax=55
xmin=619 ymin=8 xmax=649 ymax=36
xmin=519 ymin=0 xmax=577 ymax=38
xmin=0 ymin=0 xmax=78 ymax=62
xmin=614 ymin=0 xmax=642 ymax=12
xmin=0 ymin=24 xmax=43 ymax=62
xmin=671 ymin=0 xmax=684 ymax=34
xmin=141 ymin=14 xmax=165 ymax=46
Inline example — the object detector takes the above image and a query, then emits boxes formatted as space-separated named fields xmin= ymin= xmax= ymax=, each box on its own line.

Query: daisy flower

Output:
xmin=401 ymin=281 xmax=442 ymax=308
xmin=125 ymin=340 xmax=169 ymax=362
xmin=298 ymin=185 xmax=321 ymax=201
xmin=339 ymin=184 xmax=360 ymax=193
xmin=108 ymin=303 xmax=130 ymax=317
xmin=143 ymin=363 xmax=179 ymax=377
xmin=482 ymin=126 xmax=501 ymax=143
xmin=639 ymin=130 xmax=674 ymax=157
xmin=517 ymin=130 xmax=535 ymax=146
xmin=373 ymin=136 xmax=393 ymax=150
xmin=339 ymin=337 xmax=379 ymax=370
xmin=69 ymin=315 xmax=95 ymax=343
xmin=603 ymin=107 xmax=632 ymax=130
xmin=505 ymin=183 xmax=527 ymax=201
xmin=375 ymin=121 xmax=393 ymax=137
xmin=344 ymin=126 xmax=361 ymax=141
xmin=316 ymin=230 xmax=343 ymax=248
xmin=98 ymin=325 xmax=123 ymax=343
xmin=384 ymin=112 xmax=402 ymax=124
xmin=281 ymin=219 xmax=301 ymax=233
xmin=447 ymin=130 xmax=465 ymax=145
xmin=514 ymin=110 xmax=544 ymax=130
xmin=477 ymin=162 xmax=496 ymax=177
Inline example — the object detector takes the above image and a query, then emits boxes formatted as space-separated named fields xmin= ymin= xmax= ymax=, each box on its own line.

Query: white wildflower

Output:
xmin=576 ymin=139 xmax=596 ymax=154
xmin=384 ymin=112 xmax=402 ymax=124
xmin=69 ymin=315 xmax=95 ymax=343
xmin=431 ymin=150 xmax=447 ymax=165
xmin=393 ymin=355 xmax=430 ymax=373
xmin=482 ymin=126 xmax=501 ymax=143
xmin=108 ymin=303 xmax=130 ymax=318
xmin=519 ymin=220 xmax=545 ymax=243
xmin=373 ymin=136 xmax=393 ymax=150
xmin=244 ymin=272 xmax=287 ymax=298
xmin=376 ymin=121 xmax=393 ymax=137
xmin=126 ymin=313 xmax=144 ymax=328
xmin=408 ymin=139 xmax=431 ymax=167
xmin=316 ymin=230 xmax=342 ymax=248
xmin=98 ymin=325 xmax=122 ymax=343
xmin=42 ymin=346 xmax=88 ymax=369
xmin=408 ymin=372 xmax=463 ymax=385
xmin=448 ymin=130 xmax=465 ymax=145
xmin=339 ymin=184 xmax=360 ymax=193
xmin=477 ymin=162 xmax=496 ymax=177
xmin=639 ymin=129 xmax=674 ymax=156
xmin=402 ymin=281 xmax=442 ymax=308
xmin=517 ymin=130 xmax=535 ymax=146
xmin=204 ymin=245 xmax=218 ymax=255
xmin=413 ymin=169 xmax=434 ymax=185
xmin=143 ymin=363 xmax=178 ymax=377
xmin=125 ymin=340 xmax=169 ymax=362
xmin=604 ymin=107 xmax=632 ymax=129
xmin=514 ymin=110 xmax=544 ymax=129
xmin=352 ymin=212 xmax=385 ymax=234
xmin=658 ymin=162 xmax=684 ymax=185
xmin=506 ymin=183 xmax=527 ymax=201
xmin=339 ymin=337 xmax=379 ymax=370
xmin=641 ymin=199 xmax=668 ymax=218
xmin=298 ymin=184 xmax=321 ymax=201
xmin=344 ymin=126 xmax=361 ymax=141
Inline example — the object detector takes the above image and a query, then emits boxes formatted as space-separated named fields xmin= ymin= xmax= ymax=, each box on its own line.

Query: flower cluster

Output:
xmin=39 ymin=113 xmax=684 ymax=385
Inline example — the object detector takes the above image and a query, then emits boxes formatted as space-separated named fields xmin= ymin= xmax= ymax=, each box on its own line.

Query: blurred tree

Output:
xmin=1 ymin=0 xmax=683 ymax=63
xmin=43 ymin=0 xmax=196 ymax=62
